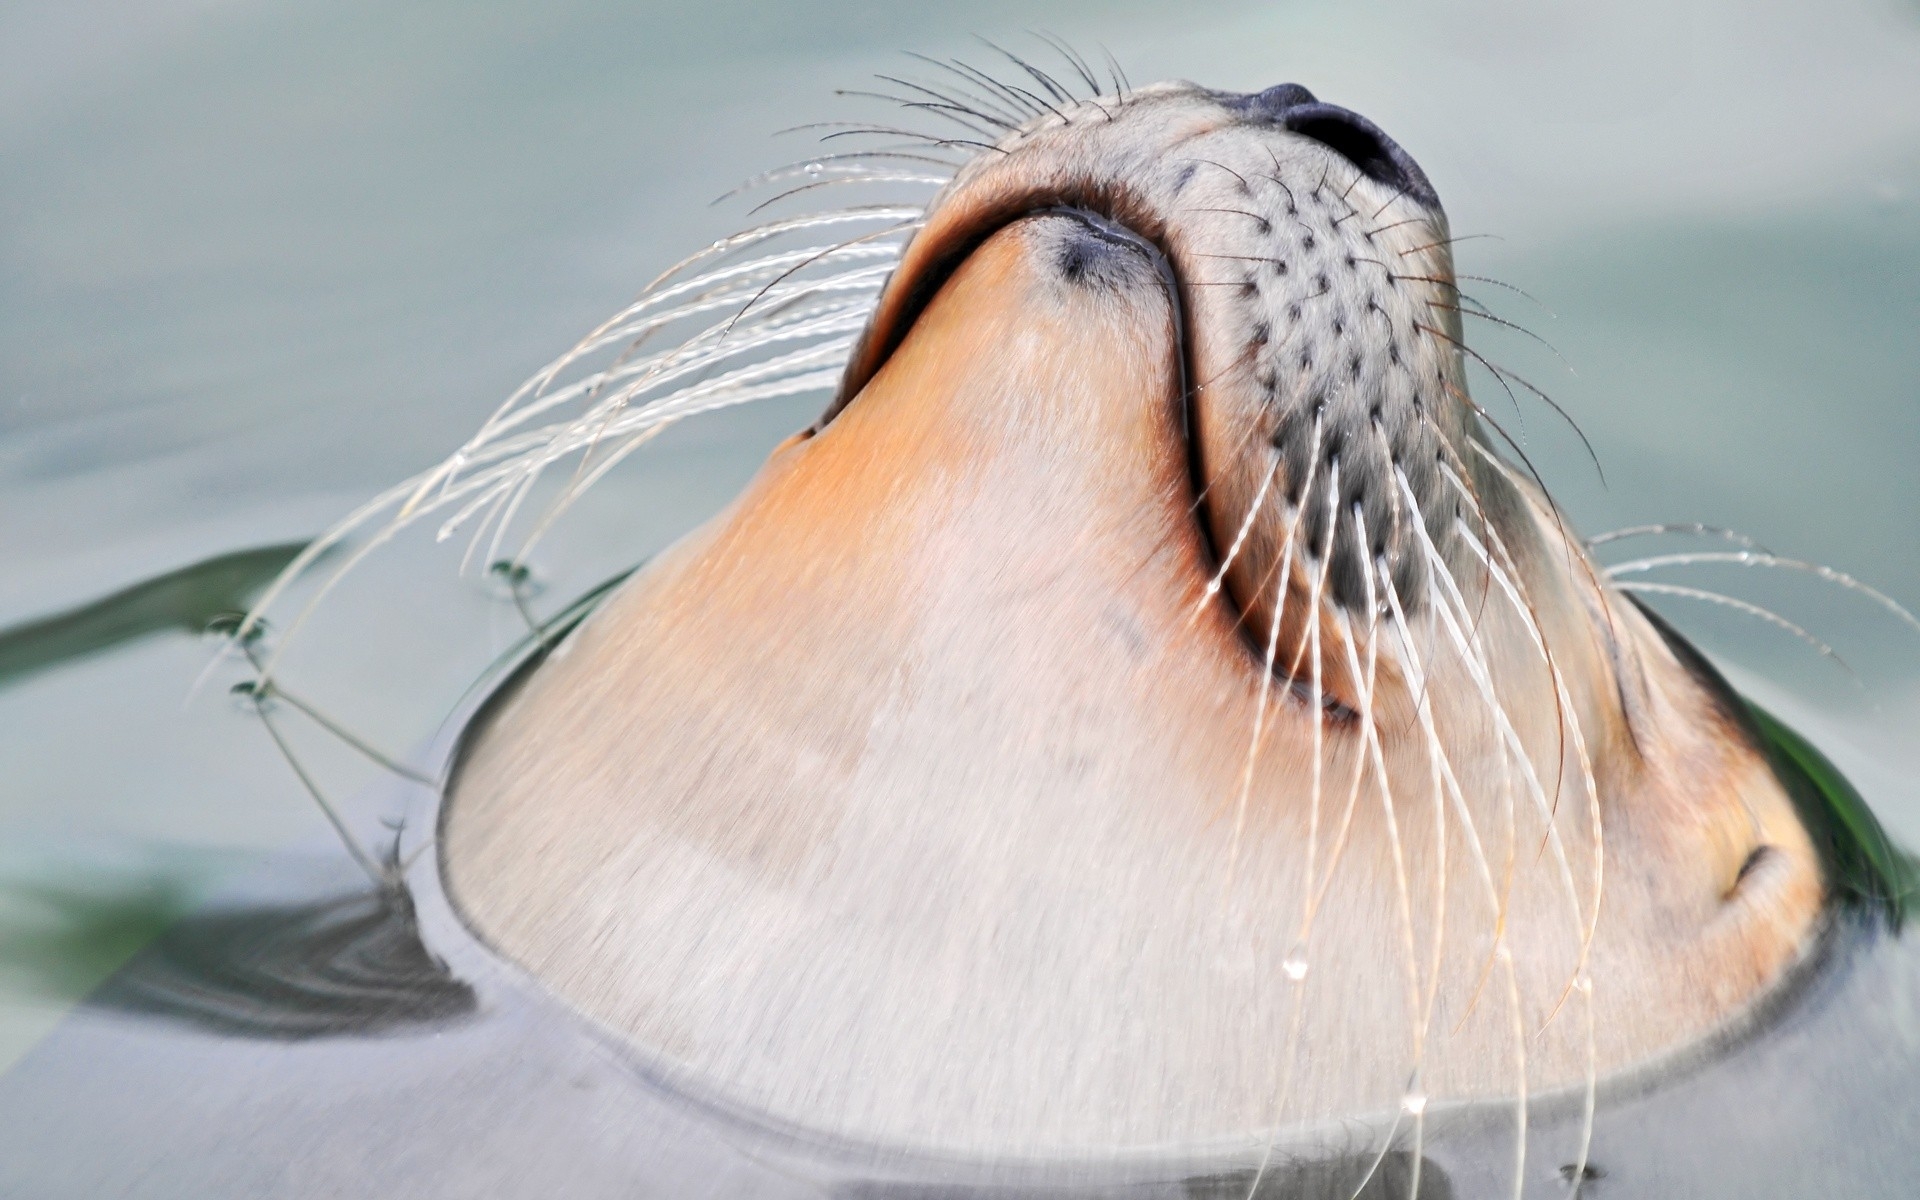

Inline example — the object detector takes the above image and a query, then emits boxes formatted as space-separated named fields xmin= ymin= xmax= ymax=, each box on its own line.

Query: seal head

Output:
xmin=441 ymin=81 xmax=1825 ymax=1152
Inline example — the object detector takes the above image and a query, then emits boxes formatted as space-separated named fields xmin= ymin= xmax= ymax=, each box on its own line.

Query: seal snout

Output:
xmin=1232 ymin=84 xmax=1439 ymax=211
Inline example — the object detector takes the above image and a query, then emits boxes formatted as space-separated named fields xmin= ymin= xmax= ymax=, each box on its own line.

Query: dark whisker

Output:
xmin=968 ymin=42 xmax=1071 ymax=122
xmin=1427 ymin=300 xmax=1573 ymax=372
xmin=1419 ymin=322 xmax=1604 ymax=486
xmin=1189 ymin=157 xmax=1253 ymax=192
xmin=1364 ymin=216 xmax=1430 ymax=239
xmin=893 ymin=57 xmax=1031 ymax=127
xmin=834 ymin=91 xmax=1010 ymax=141
xmin=977 ymin=36 xmax=1075 ymax=106
xmin=818 ymin=127 xmax=1008 ymax=155
xmin=1034 ymin=30 xmax=1103 ymax=96
xmin=944 ymin=56 xmax=1048 ymax=120
xmin=1399 ymin=233 xmax=1503 ymax=257
xmin=868 ymin=76 xmax=1018 ymax=131
xmin=1262 ymin=150 xmax=1302 ymax=213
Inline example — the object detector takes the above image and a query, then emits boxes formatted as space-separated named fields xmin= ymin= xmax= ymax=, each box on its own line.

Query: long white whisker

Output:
xmin=1587 ymin=522 xmax=1768 ymax=551
xmin=1197 ymin=456 xmax=1279 ymax=619
xmin=1243 ymin=416 xmax=1326 ymax=1200
xmin=1445 ymin=511 xmax=1604 ymax=1196
xmin=1377 ymin=550 xmax=1528 ymax=1200
xmin=1605 ymin=552 xmax=1920 ymax=636
xmin=1337 ymin=514 xmax=1424 ymax=1200
xmin=1225 ymin=457 xmax=1295 ymax=886
xmin=1615 ymin=581 xmax=1856 ymax=677
xmin=1397 ymin=470 xmax=1589 ymax=1005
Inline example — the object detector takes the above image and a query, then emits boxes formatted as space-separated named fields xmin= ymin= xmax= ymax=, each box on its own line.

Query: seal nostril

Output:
xmin=1248 ymin=83 xmax=1319 ymax=114
xmin=1282 ymin=106 xmax=1439 ymax=210
xmin=1232 ymin=86 xmax=1441 ymax=212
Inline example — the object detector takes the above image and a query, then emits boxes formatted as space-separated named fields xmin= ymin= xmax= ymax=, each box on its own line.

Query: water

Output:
xmin=2 ymin=0 xmax=1918 ymax=1185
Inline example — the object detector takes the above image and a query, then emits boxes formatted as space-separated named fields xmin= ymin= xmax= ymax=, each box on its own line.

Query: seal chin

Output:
xmin=441 ymin=82 xmax=1826 ymax=1152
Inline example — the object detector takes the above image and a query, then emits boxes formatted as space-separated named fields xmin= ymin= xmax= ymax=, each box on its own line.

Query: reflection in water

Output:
xmin=0 ymin=874 xmax=206 ymax=1005
xmin=835 ymin=1153 xmax=1451 ymax=1198
xmin=1183 ymin=1156 xmax=1449 ymax=1200
xmin=0 ymin=543 xmax=308 ymax=691
xmin=1748 ymin=702 xmax=1918 ymax=925
xmin=87 ymin=883 xmax=475 ymax=1039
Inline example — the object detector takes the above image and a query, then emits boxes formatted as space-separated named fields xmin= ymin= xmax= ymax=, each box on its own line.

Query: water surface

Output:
xmin=3 ymin=0 xmax=1918 ymax=1123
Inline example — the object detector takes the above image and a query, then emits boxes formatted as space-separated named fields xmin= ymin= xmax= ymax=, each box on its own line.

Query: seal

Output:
xmin=429 ymin=81 xmax=1830 ymax=1155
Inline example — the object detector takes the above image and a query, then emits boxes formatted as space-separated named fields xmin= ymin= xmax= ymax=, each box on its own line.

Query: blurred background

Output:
xmin=3 ymin=0 xmax=1918 ymax=1072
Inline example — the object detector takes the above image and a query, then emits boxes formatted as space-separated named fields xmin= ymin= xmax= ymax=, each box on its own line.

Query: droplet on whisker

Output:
xmin=1282 ymin=948 xmax=1309 ymax=981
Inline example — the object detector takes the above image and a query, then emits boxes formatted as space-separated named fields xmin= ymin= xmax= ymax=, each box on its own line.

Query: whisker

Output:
xmin=714 ymin=154 xmax=956 ymax=204
xmin=1195 ymin=458 xmax=1279 ymax=617
xmin=1402 ymin=472 xmax=1591 ymax=959
xmin=873 ymin=73 xmax=1021 ymax=129
xmin=1399 ymin=232 xmax=1503 ymax=257
xmin=240 ymin=685 xmax=389 ymax=889
xmin=1376 ymin=552 xmax=1530 ymax=1200
xmin=1032 ymin=30 xmax=1103 ymax=98
xmin=941 ymin=55 xmax=1047 ymax=120
xmin=1588 ymin=522 xmax=1769 ymax=552
xmin=1098 ymin=44 xmax=1131 ymax=102
xmin=834 ymin=91 xmax=1012 ymax=141
xmin=975 ymin=36 xmax=1075 ymax=108
xmin=1615 ymin=581 xmax=1859 ymax=681
xmin=1426 ymin=299 xmax=1573 ymax=373
xmin=900 ymin=52 xmax=1035 ymax=127
xmin=1605 ymin=552 xmax=1920 ymax=636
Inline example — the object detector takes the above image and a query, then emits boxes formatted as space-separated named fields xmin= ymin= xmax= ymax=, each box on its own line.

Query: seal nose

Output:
xmin=1235 ymin=84 xmax=1439 ymax=210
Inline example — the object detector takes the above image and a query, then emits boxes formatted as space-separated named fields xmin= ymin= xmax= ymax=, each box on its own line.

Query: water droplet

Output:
xmin=1282 ymin=950 xmax=1309 ymax=981
xmin=1401 ymin=1090 xmax=1428 ymax=1116
xmin=229 ymin=679 xmax=277 ymax=713
xmin=1573 ymin=972 xmax=1593 ymax=995
xmin=804 ymin=161 xmax=824 ymax=175
xmin=486 ymin=559 xmax=545 ymax=601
